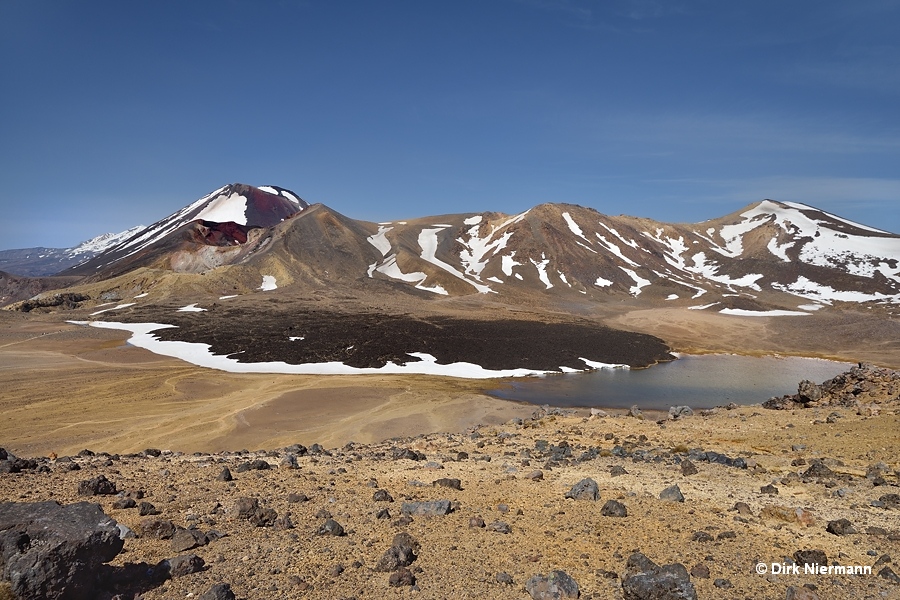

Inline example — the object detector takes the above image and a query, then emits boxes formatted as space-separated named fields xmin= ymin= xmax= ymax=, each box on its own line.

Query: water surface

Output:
xmin=488 ymin=354 xmax=855 ymax=410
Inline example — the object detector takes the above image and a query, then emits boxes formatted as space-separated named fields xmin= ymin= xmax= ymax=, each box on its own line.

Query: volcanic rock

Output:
xmin=0 ymin=501 xmax=124 ymax=600
xmin=525 ymin=570 xmax=580 ymax=599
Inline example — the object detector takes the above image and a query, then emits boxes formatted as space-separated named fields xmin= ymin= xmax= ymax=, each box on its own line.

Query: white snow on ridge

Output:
xmin=687 ymin=253 xmax=763 ymax=291
xmin=89 ymin=303 xmax=136 ymax=316
xmin=177 ymin=304 xmax=206 ymax=312
xmin=720 ymin=308 xmax=811 ymax=317
xmin=594 ymin=276 xmax=613 ymax=287
xmin=595 ymin=234 xmax=639 ymax=267
xmin=773 ymin=275 xmax=900 ymax=304
xmin=419 ymin=228 xmax=493 ymax=293
xmin=530 ymin=256 xmax=553 ymax=289
xmin=71 ymin=321 xmax=558 ymax=379
xmin=501 ymin=253 xmax=521 ymax=277
xmin=66 ymin=226 xmax=146 ymax=257
xmin=367 ymin=225 xmax=393 ymax=256
xmin=619 ymin=267 xmax=651 ymax=296
xmin=194 ymin=191 xmax=248 ymax=224
xmin=464 ymin=215 xmax=482 ymax=225
xmin=373 ymin=254 xmax=449 ymax=295
xmin=259 ymin=275 xmax=278 ymax=291
xmin=561 ymin=212 xmax=591 ymax=244
xmin=782 ymin=201 xmax=889 ymax=234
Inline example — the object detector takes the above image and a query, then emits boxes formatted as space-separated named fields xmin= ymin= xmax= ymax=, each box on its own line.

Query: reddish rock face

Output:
xmin=193 ymin=220 xmax=255 ymax=246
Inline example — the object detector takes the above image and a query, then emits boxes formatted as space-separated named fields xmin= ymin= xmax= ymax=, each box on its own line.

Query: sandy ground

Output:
xmin=2 ymin=305 xmax=899 ymax=459
xmin=0 ymin=313 xmax=536 ymax=457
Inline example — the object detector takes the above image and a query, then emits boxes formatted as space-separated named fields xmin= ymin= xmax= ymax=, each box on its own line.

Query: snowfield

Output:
xmin=68 ymin=321 xmax=619 ymax=379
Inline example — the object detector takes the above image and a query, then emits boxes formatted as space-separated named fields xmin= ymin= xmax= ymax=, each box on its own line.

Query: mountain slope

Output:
xmin=0 ymin=226 xmax=144 ymax=277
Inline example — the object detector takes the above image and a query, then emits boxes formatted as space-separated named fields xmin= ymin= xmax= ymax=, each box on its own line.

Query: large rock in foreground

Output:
xmin=622 ymin=552 xmax=697 ymax=600
xmin=0 ymin=501 xmax=124 ymax=600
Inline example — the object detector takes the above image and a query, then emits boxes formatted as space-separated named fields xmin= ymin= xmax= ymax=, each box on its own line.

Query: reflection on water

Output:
xmin=488 ymin=354 xmax=856 ymax=410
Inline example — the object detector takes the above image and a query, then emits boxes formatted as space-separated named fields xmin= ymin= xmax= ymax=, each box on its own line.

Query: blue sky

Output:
xmin=2 ymin=0 xmax=899 ymax=249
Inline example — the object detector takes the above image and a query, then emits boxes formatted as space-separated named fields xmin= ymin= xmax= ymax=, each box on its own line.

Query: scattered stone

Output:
xmin=375 ymin=508 xmax=391 ymax=520
xmin=400 ymin=500 xmax=451 ymax=517
xmin=878 ymin=566 xmax=900 ymax=584
xmin=659 ymin=485 xmax=685 ymax=503
xmin=760 ymin=484 xmax=779 ymax=495
xmin=496 ymin=571 xmax=514 ymax=585
xmin=171 ymin=528 xmax=208 ymax=552
xmin=826 ymin=518 xmax=857 ymax=535
xmin=525 ymin=570 xmax=580 ymax=599
xmin=235 ymin=459 xmax=270 ymax=472
xmin=610 ymin=465 xmax=628 ymax=477
xmin=469 ymin=516 xmax=486 ymax=528
xmin=879 ymin=493 xmax=900 ymax=509
xmin=590 ymin=408 xmax=608 ymax=418
xmin=280 ymin=454 xmax=298 ymax=469
xmin=488 ymin=520 xmax=511 ymax=534
xmin=233 ymin=497 xmax=260 ymax=520
xmin=621 ymin=552 xmax=697 ymax=600
xmin=526 ymin=470 xmax=544 ymax=481
xmin=116 ymin=523 xmax=135 ymax=539
xmin=565 ymin=478 xmax=599 ymax=501
xmin=786 ymin=586 xmax=821 ymax=600
xmin=250 ymin=508 xmax=278 ymax=527
xmin=139 ymin=518 xmax=177 ymax=539
xmin=717 ymin=530 xmax=736 ymax=540
xmin=388 ymin=567 xmax=416 ymax=587
xmin=680 ymin=460 xmax=698 ymax=476
xmin=601 ymin=499 xmax=628 ymax=517
xmin=317 ymin=519 xmax=345 ymax=536
xmin=163 ymin=553 xmax=205 ymax=578
xmin=793 ymin=550 xmax=828 ymax=567
xmin=713 ymin=578 xmax=733 ymax=589
xmin=373 ymin=489 xmax=394 ymax=502
xmin=216 ymin=467 xmax=233 ymax=482
xmin=433 ymin=477 xmax=462 ymax=490
xmin=668 ymin=406 xmax=693 ymax=420
xmin=275 ymin=513 xmax=294 ymax=530
xmin=0 ymin=501 xmax=124 ymax=600
xmin=689 ymin=564 xmax=709 ymax=579
xmin=138 ymin=501 xmax=160 ymax=516
xmin=77 ymin=474 xmax=117 ymax=496
xmin=112 ymin=496 xmax=136 ymax=509
xmin=198 ymin=583 xmax=236 ymax=600
xmin=733 ymin=502 xmax=753 ymax=516
xmin=287 ymin=492 xmax=309 ymax=503
xmin=627 ymin=406 xmax=644 ymax=419
xmin=691 ymin=531 xmax=713 ymax=543
xmin=801 ymin=460 xmax=835 ymax=479
xmin=375 ymin=533 xmax=419 ymax=571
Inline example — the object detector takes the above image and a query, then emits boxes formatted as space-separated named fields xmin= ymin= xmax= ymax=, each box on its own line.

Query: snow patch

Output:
xmin=367 ymin=225 xmax=393 ymax=256
xmin=72 ymin=321 xmax=561 ymax=379
xmin=419 ymin=228 xmax=493 ymax=293
xmin=89 ymin=303 xmax=135 ymax=316
xmin=259 ymin=276 xmax=278 ymax=291
xmin=464 ymin=215 xmax=482 ymax=225
xmin=177 ymin=304 xmax=207 ymax=312
xmin=619 ymin=267 xmax=651 ymax=296
xmin=594 ymin=276 xmax=613 ymax=287
xmin=719 ymin=308 xmax=811 ymax=317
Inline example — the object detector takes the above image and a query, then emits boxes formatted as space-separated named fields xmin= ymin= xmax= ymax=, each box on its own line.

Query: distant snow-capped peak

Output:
xmin=65 ymin=226 xmax=146 ymax=257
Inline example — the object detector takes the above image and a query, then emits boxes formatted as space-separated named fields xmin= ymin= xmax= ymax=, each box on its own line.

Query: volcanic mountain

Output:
xmin=4 ymin=183 xmax=900 ymax=374
xmin=67 ymin=183 xmax=308 ymax=279
xmin=62 ymin=187 xmax=900 ymax=311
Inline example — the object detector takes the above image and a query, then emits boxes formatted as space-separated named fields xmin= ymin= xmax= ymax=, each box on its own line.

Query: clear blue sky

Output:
xmin=2 ymin=0 xmax=899 ymax=249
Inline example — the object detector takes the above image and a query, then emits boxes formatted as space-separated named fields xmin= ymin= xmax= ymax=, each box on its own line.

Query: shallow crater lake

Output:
xmin=488 ymin=354 xmax=856 ymax=410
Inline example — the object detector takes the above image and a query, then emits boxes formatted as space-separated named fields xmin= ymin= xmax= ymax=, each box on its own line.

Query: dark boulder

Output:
xmin=565 ymin=478 xmax=599 ymax=501
xmin=0 ymin=501 xmax=124 ymax=600
xmin=199 ymin=583 xmax=237 ymax=600
xmin=375 ymin=533 xmax=419 ymax=572
xmin=601 ymin=500 xmax=628 ymax=517
xmin=161 ymin=553 xmax=205 ymax=578
xmin=621 ymin=553 xmax=697 ymax=600
xmin=77 ymin=474 xmax=117 ymax=496
xmin=400 ymin=500 xmax=451 ymax=517
xmin=525 ymin=570 xmax=580 ymax=599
